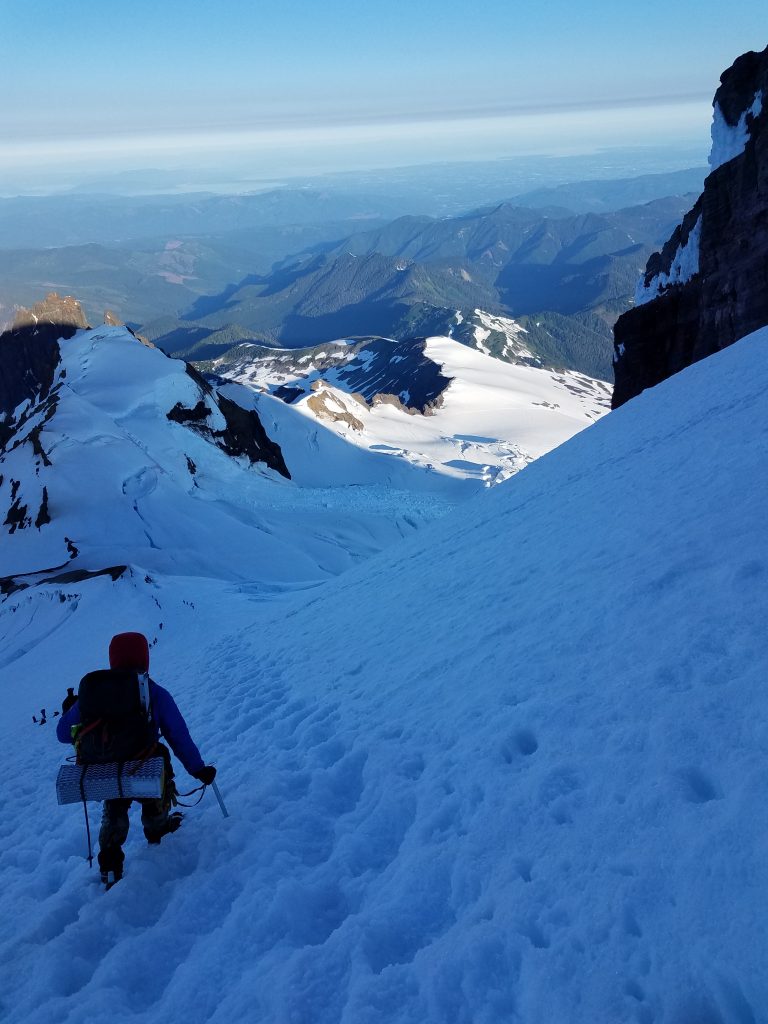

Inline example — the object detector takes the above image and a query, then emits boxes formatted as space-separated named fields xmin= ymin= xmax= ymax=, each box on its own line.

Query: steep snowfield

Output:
xmin=229 ymin=336 xmax=610 ymax=488
xmin=2 ymin=327 xmax=768 ymax=1022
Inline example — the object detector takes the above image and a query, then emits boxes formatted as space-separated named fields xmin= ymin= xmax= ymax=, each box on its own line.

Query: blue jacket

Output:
xmin=57 ymin=678 xmax=205 ymax=776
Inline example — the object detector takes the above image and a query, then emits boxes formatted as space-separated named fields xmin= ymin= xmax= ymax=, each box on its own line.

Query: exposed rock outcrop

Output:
xmin=330 ymin=337 xmax=452 ymax=415
xmin=12 ymin=292 xmax=90 ymax=333
xmin=215 ymin=393 xmax=290 ymax=477
xmin=0 ymin=325 xmax=62 ymax=441
xmin=307 ymin=386 xmax=366 ymax=431
xmin=1 ymin=564 xmax=127 ymax=596
xmin=0 ymin=294 xmax=90 ymax=447
xmin=613 ymin=46 xmax=768 ymax=408
xmin=172 ymin=365 xmax=290 ymax=478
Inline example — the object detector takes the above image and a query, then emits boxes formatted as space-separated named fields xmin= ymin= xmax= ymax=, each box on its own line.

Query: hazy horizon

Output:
xmin=4 ymin=2 xmax=764 ymax=193
xmin=0 ymin=105 xmax=711 ymax=198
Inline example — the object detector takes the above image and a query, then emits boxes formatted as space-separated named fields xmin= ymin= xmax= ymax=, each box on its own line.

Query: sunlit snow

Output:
xmin=227 ymin=335 xmax=610 ymax=489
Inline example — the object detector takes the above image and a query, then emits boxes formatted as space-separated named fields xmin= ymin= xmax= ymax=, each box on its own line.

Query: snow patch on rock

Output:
xmin=471 ymin=309 xmax=532 ymax=361
xmin=635 ymin=216 xmax=702 ymax=306
xmin=709 ymin=91 xmax=763 ymax=171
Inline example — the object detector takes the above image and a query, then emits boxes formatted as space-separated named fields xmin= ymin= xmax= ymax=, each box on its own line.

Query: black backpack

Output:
xmin=75 ymin=668 xmax=157 ymax=764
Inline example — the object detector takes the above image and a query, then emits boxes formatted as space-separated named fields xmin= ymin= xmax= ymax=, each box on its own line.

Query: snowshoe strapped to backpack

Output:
xmin=75 ymin=669 xmax=157 ymax=765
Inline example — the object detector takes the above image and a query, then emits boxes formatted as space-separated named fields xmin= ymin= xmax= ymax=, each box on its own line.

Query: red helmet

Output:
xmin=109 ymin=632 xmax=150 ymax=673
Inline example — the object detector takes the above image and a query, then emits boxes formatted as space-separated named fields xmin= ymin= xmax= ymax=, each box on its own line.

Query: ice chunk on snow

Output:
xmin=709 ymin=92 xmax=763 ymax=171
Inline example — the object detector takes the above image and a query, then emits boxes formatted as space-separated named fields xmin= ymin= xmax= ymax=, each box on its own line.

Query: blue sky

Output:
xmin=3 ymin=1 xmax=766 ymax=181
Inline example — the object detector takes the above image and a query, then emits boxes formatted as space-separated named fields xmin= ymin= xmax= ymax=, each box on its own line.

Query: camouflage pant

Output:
xmin=97 ymin=746 xmax=175 ymax=872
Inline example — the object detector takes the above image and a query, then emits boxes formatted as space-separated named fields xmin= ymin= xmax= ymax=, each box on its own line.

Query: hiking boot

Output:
xmin=145 ymin=811 xmax=183 ymax=845
xmin=101 ymin=867 xmax=123 ymax=890
xmin=98 ymin=845 xmax=124 ymax=889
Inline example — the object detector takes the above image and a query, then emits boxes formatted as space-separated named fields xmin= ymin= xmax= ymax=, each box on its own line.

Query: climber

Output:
xmin=57 ymin=631 xmax=216 ymax=888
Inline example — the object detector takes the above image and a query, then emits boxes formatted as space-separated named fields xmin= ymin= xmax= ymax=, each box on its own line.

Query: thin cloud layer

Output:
xmin=0 ymin=97 xmax=710 ymax=178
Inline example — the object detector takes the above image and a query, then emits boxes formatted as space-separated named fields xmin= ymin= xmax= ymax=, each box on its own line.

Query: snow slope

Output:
xmin=225 ymin=335 xmax=610 ymax=488
xmin=2 ymin=327 xmax=768 ymax=1022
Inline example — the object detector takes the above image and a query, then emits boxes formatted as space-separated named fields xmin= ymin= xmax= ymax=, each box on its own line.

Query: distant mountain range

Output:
xmin=0 ymin=224 xmax=402 ymax=330
xmin=508 ymin=168 xmax=706 ymax=213
xmin=0 ymin=190 xmax=400 ymax=250
xmin=149 ymin=193 xmax=694 ymax=380
xmin=0 ymin=167 xmax=704 ymax=383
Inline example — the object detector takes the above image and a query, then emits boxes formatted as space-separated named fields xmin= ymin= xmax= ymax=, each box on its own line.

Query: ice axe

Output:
xmin=210 ymin=779 xmax=229 ymax=818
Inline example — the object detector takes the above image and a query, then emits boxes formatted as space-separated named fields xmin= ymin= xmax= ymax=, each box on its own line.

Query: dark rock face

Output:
xmin=167 ymin=399 xmax=211 ymax=424
xmin=215 ymin=393 xmax=291 ymax=479
xmin=613 ymin=46 xmax=768 ymax=408
xmin=2 ymin=305 xmax=290 ymax=556
xmin=332 ymin=337 xmax=453 ymax=414
xmin=229 ymin=336 xmax=453 ymax=416
xmin=172 ymin=365 xmax=291 ymax=478
xmin=1 ymin=564 xmax=127 ymax=596
xmin=0 ymin=325 xmax=63 ymax=419
xmin=0 ymin=326 xmax=66 ymax=452
xmin=0 ymin=295 xmax=89 ymax=445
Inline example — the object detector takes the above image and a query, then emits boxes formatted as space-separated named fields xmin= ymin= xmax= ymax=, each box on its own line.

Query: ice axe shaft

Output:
xmin=211 ymin=780 xmax=229 ymax=818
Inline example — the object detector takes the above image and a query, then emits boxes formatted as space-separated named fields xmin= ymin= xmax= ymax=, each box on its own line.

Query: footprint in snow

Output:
xmin=500 ymin=729 xmax=539 ymax=764
xmin=677 ymin=767 xmax=720 ymax=804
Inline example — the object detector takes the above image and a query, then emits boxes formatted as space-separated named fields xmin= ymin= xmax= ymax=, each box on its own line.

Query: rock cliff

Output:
xmin=613 ymin=46 xmax=768 ymax=407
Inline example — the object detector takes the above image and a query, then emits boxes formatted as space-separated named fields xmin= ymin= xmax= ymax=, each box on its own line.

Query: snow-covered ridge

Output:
xmin=635 ymin=214 xmax=702 ymax=306
xmin=0 ymin=327 xmax=452 ymax=590
xmin=709 ymin=91 xmax=764 ymax=171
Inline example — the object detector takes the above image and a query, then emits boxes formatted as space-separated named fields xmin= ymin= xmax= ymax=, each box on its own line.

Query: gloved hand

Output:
xmin=193 ymin=765 xmax=217 ymax=786
xmin=62 ymin=688 xmax=78 ymax=714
